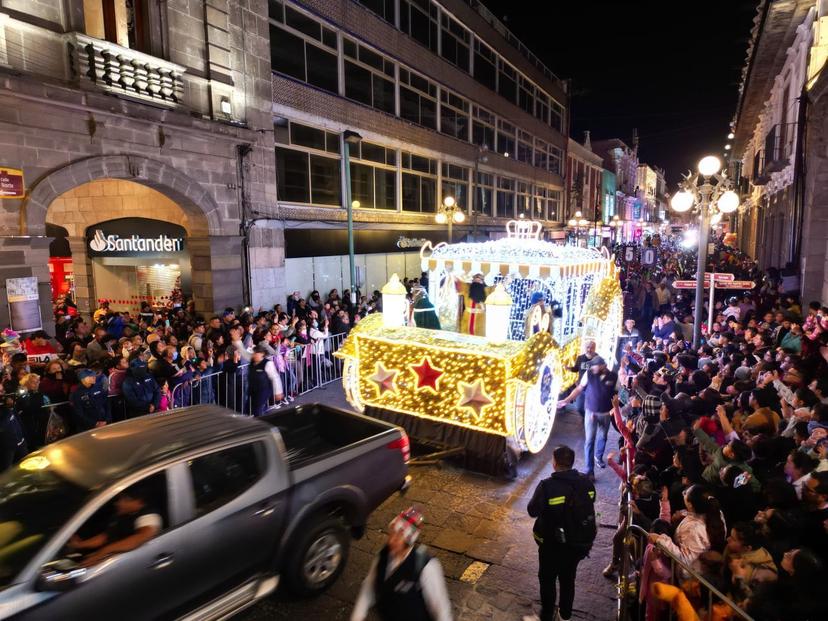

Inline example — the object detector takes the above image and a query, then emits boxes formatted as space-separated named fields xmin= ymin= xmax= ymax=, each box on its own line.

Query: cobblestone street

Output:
xmin=237 ymin=384 xmax=620 ymax=621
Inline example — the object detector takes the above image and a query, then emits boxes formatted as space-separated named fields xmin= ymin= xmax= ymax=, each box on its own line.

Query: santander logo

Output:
xmin=89 ymin=229 xmax=107 ymax=252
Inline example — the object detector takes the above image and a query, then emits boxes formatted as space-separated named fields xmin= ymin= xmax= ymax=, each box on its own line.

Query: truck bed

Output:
xmin=260 ymin=403 xmax=398 ymax=468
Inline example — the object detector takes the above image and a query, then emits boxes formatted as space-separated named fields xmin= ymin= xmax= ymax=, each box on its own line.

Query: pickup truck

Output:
xmin=0 ymin=403 xmax=410 ymax=621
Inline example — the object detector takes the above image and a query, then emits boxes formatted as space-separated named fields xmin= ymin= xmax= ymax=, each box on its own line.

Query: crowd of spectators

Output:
xmin=602 ymin=238 xmax=828 ymax=620
xmin=0 ymin=281 xmax=407 ymax=471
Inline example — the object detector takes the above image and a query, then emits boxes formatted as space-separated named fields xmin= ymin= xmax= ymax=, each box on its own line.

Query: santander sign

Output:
xmin=89 ymin=228 xmax=183 ymax=253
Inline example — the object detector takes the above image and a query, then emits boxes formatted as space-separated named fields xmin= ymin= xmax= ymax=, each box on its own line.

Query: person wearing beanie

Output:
xmin=122 ymin=358 xmax=161 ymax=418
xmin=351 ymin=507 xmax=451 ymax=621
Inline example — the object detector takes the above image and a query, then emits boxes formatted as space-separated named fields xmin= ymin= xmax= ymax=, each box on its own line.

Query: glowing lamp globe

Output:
xmin=670 ymin=190 xmax=694 ymax=213
xmin=697 ymin=156 xmax=722 ymax=177
xmin=485 ymin=284 xmax=513 ymax=342
xmin=442 ymin=196 xmax=456 ymax=208
xmin=717 ymin=190 xmax=739 ymax=213
xmin=710 ymin=212 xmax=723 ymax=225
xmin=381 ymin=274 xmax=408 ymax=328
xmin=452 ymin=210 xmax=465 ymax=223
xmin=435 ymin=212 xmax=448 ymax=224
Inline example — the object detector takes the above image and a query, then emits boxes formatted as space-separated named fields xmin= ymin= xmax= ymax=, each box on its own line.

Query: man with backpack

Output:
xmin=526 ymin=445 xmax=597 ymax=621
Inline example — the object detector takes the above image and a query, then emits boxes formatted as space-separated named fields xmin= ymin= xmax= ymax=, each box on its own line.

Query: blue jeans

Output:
xmin=584 ymin=410 xmax=612 ymax=474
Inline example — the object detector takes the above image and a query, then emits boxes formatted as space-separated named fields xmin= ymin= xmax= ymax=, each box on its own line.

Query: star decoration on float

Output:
xmin=369 ymin=362 xmax=398 ymax=397
xmin=457 ymin=379 xmax=494 ymax=421
xmin=410 ymin=356 xmax=443 ymax=392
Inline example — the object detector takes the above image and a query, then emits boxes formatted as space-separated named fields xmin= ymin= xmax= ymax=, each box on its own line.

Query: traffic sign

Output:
xmin=705 ymin=272 xmax=734 ymax=282
xmin=672 ymin=279 xmax=755 ymax=290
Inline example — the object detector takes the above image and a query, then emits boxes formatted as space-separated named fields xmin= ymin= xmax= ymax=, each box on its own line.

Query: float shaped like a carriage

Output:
xmin=336 ymin=220 xmax=623 ymax=458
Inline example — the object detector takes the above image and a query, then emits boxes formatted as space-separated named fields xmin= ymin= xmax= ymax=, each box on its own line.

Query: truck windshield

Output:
xmin=0 ymin=462 xmax=89 ymax=589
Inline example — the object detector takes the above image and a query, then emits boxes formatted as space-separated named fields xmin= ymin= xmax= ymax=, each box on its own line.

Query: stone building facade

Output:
xmin=0 ymin=0 xmax=277 ymax=326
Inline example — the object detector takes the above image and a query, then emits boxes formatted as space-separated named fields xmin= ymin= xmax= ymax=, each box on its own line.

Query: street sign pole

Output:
xmin=708 ymin=277 xmax=715 ymax=337
xmin=693 ymin=204 xmax=711 ymax=348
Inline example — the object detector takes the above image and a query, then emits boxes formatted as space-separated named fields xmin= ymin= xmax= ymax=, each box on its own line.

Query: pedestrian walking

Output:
xmin=557 ymin=356 xmax=617 ymax=479
xmin=525 ymin=445 xmax=597 ymax=621
xmin=351 ymin=507 xmax=452 ymax=621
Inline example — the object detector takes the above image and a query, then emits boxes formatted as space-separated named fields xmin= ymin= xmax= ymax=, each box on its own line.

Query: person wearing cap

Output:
xmin=70 ymin=368 xmax=111 ymax=431
xmin=526 ymin=445 xmax=597 ymax=621
xmin=248 ymin=346 xmax=283 ymax=416
xmin=557 ymin=356 xmax=617 ymax=478
xmin=122 ymin=359 xmax=161 ymax=418
xmin=188 ymin=320 xmax=206 ymax=352
xmin=351 ymin=507 xmax=451 ymax=621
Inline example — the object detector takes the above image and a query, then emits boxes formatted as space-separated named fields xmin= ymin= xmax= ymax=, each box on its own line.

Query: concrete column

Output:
xmin=0 ymin=236 xmax=54 ymax=333
xmin=188 ymin=235 xmax=244 ymax=315
xmin=68 ymin=236 xmax=95 ymax=318
xmin=248 ymin=224 xmax=286 ymax=311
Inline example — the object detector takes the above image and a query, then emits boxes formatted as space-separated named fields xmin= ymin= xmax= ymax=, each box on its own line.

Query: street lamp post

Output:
xmin=471 ymin=145 xmax=489 ymax=242
xmin=567 ymin=210 xmax=589 ymax=245
xmin=670 ymin=155 xmax=741 ymax=348
xmin=608 ymin=214 xmax=620 ymax=245
xmin=342 ymin=130 xmax=363 ymax=305
xmin=436 ymin=196 xmax=465 ymax=243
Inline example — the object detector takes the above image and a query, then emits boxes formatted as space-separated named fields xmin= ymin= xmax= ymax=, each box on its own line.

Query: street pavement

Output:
xmin=237 ymin=383 xmax=620 ymax=621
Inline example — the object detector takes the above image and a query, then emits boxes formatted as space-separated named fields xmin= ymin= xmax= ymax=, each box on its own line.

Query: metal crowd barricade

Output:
xmin=616 ymin=452 xmax=754 ymax=621
xmin=169 ymin=332 xmax=349 ymax=414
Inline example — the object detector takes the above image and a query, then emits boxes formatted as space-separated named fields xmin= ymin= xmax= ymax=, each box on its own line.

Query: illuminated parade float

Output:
xmin=336 ymin=220 xmax=623 ymax=465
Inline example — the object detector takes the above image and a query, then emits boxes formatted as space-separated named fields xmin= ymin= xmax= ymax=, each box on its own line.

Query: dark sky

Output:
xmin=481 ymin=0 xmax=759 ymax=186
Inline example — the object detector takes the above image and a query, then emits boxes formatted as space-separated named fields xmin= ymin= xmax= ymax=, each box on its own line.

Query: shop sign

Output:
xmin=0 ymin=167 xmax=24 ymax=199
xmin=397 ymin=236 xmax=429 ymax=249
xmin=86 ymin=218 xmax=186 ymax=258
xmin=6 ymin=276 xmax=42 ymax=333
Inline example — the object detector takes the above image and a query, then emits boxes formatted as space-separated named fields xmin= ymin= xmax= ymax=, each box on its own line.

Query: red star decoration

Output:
xmin=410 ymin=357 xmax=443 ymax=392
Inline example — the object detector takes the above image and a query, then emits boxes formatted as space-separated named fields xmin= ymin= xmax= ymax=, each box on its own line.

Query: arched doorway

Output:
xmin=25 ymin=155 xmax=243 ymax=318
xmin=46 ymin=179 xmax=203 ymax=314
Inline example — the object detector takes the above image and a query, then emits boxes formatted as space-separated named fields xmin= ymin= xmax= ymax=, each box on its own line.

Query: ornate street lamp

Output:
xmin=670 ymin=155 xmax=741 ymax=347
xmin=436 ymin=195 xmax=465 ymax=243
xmin=607 ymin=214 xmax=621 ymax=245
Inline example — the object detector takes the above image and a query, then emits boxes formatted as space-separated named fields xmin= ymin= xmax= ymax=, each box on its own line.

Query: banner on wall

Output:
xmin=6 ymin=276 xmax=42 ymax=333
xmin=0 ymin=167 xmax=24 ymax=199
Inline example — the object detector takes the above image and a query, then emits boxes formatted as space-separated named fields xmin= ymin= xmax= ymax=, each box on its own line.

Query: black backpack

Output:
xmin=560 ymin=476 xmax=597 ymax=550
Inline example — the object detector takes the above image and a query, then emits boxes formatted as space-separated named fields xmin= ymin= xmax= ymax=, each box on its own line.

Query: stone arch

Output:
xmin=23 ymin=155 xmax=224 ymax=236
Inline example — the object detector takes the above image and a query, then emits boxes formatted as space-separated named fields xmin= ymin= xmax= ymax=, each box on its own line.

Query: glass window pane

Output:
xmin=344 ymin=38 xmax=357 ymax=59
xmin=321 ymin=28 xmax=337 ymax=49
xmin=345 ymin=61 xmax=373 ymax=105
xmin=268 ymin=0 xmax=284 ymax=22
xmin=361 ymin=143 xmax=386 ymax=164
xmin=375 ymin=169 xmax=396 ymax=210
xmin=498 ymin=70 xmax=516 ymax=102
xmin=290 ymin=123 xmax=326 ymax=150
xmin=410 ymin=154 xmax=431 ymax=173
xmin=305 ymin=45 xmax=338 ymax=93
xmin=475 ymin=186 xmax=492 ymax=217
xmin=421 ymin=176 xmax=437 ymax=212
xmin=472 ymin=122 xmax=494 ymax=149
xmin=400 ymin=87 xmax=420 ymax=125
xmin=189 ymin=443 xmax=265 ymax=517
xmin=325 ymin=132 xmax=340 ymax=154
xmin=496 ymin=188 xmax=514 ymax=218
xmin=270 ymin=25 xmax=305 ymax=81
xmin=420 ymin=97 xmax=437 ymax=130
xmin=350 ymin=162 xmax=374 ymax=208
xmin=285 ymin=6 xmax=320 ymax=39
xmin=276 ymin=148 xmax=310 ymax=202
xmin=372 ymin=75 xmax=396 ymax=114
xmin=473 ymin=54 xmax=496 ymax=91
xmin=402 ymin=172 xmax=419 ymax=212
xmin=310 ymin=155 xmax=341 ymax=205
xmin=359 ymin=46 xmax=384 ymax=71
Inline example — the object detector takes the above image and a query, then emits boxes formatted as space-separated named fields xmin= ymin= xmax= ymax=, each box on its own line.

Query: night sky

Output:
xmin=481 ymin=0 xmax=759 ymax=187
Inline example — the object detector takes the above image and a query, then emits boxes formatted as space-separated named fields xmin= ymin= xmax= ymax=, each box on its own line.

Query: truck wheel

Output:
xmin=284 ymin=516 xmax=350 ymax=596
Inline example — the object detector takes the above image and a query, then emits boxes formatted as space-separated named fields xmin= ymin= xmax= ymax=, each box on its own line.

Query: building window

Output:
xmin=402 ymin=151 xmax=437 ymax=213
xmin=518 ymin=75 xmax=535 ymax=117
xmin=474 ymin=172 xmax=493 ymax=217
xmin=354 ymin=0 xmax=395 ymax=23
xmin=440 ymin=12 xmax=470 ymax=72
xmin=533 ymin=186 xmax=547 ymax=220
xmin=270 ymin=8 xmax=338 ymax=95
xmin=473 ymin=39 xmax=497 ymax=91
xmin=496 ymin=177 xmax=515 ymax=218
xmin=441 ymin=163 xmax=469 ymax=212
xmin=548 ymin=190 xmax=561 ymax=222
xmin=497 ymin=119 xmax=515 ymax=158
xmin=351 ymin=144 xmax=397 ymax=210
xmin=275 ymin=121 xmax=341 ymax=206
xmin=497 ymin=59 xmax=517 ymax=104
xmin=534 ymin=138 xmax=549 ymax=170
xmin=439 ymin=89 xmax=469 ymax=141
xmin=344 ymin=38 xmax=396 ymax=114
xmin=517 ymin=130 xmax=533 ymax=165
xmin=535 ymin=91 xmax=549 ymax=125
xmin=550 ymin=99 xmax=564 ymax=132
xmin=84 ymin=0 xmax=151 ymax=52
xmin=472 ymin=105 xmax=495 ymax=149
xmin=516 ymin=181 xmax=531 ymax=217
xmin=399 ymin=68 xmax=437 ymax=130
xmin=400 ymin=0 xmax=438 ymax=53
xmin=549 ymin=146 xmax=562 ymax=175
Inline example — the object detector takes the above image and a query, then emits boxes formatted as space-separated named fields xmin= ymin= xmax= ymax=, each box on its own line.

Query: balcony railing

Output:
xmin=68 ymin=32 xmax=185 ymax=108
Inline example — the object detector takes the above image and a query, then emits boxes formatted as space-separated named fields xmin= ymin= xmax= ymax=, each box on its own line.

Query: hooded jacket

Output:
xmin=122 ymin=362 xmax=161 ymax=411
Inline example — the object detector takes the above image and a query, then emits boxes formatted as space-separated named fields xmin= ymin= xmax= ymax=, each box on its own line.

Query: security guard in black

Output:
xmin=527 ymin=445 xmax=596 ymax=621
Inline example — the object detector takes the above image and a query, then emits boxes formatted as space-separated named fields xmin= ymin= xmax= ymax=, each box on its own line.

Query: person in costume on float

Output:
xmin=459 ymin=274 xmax=489 ymax=336
xmin=524 ymin=292 xmax=552 ymax=339
xmin=410 ymin=286 xmax=441 ymax=330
